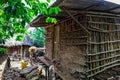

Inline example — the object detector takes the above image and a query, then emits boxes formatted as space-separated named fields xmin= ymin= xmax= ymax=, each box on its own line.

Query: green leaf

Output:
xmin=0 ymin=10 xmax=3 ymax=16
xmin=48 ymin=8 xmax=54 ymax=15
xmin=16 ymin=35 xmax=24 ymax=41
xmin=0 ymin=48 xmax=7 ymax=54
xmin=45 ymin=17 xmax=51 ymax=23
xmin=55 ymin=7 xmax=61 ymax=14
xmin=45 ymin=17 xmax=57 ymax=24
xmin=52 ymin=18 xmax=57 ymax=24
xmin=47 ymin=0 xmax=51 ymax=3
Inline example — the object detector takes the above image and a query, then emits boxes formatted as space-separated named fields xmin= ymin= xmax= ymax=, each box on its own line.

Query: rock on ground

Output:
xmin=2 ymin=68 xmax=26 ymax=80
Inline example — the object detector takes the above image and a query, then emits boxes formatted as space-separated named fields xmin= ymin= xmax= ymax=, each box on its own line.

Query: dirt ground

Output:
xmin=2 ymin=60 xmax=26 ymax=80
xmin=2 ymin=57 xmax=46 ymax=80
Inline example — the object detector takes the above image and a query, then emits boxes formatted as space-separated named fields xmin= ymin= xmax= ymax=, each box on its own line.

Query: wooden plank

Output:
xmin=88 ymin=40 xmax=120 ymax=44
xmin=88 ymin=27 xmax=120 ymax=33
xmin=86 ymin=14 xmax=120 ymax=19
xmin=87 ymin=54 xmax=120 ymax=63
xmin=61 ymin=36 xmax=88 ymax=39
xmin=88 ymin=48 xmax=120 ymax=56
xmin=38 ymin=56 xmax=52 ymax=66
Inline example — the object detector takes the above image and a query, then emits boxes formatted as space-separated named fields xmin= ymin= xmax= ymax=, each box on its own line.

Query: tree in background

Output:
xmin=0 ymin=0 xmax=61 ymax=41
xmin=0 ymin=0 xmax=61 ymax=53
xmin=28 ymin=27 xmax=45 ymax=47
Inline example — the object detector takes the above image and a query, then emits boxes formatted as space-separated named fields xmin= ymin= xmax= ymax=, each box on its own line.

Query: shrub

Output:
xmin=0 ymin=48 xmax=7 ymax=54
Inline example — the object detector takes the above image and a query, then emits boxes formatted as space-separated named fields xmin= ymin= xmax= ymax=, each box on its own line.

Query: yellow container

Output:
xmin=21 ymin=61 xmax=27 ymax=69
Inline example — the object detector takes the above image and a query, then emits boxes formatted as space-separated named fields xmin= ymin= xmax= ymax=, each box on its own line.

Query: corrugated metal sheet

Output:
xmin=57 ymin=0 xmax=120 ymax=14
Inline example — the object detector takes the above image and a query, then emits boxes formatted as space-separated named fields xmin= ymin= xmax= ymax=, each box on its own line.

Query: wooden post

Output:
xmin=21 ymin=45 xmax=23 ymax=59
xmin=52 ymin=25 xmax=55 ymax=59
xmin=45 ymin=66 xmax=49 ymax=80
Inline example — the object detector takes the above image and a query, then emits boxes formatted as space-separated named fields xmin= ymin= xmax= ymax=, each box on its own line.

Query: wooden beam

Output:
xmin=63 ymin=8 xmax=90 ymax=34
xmin=38 ymin=56 xmax=52 ymax=66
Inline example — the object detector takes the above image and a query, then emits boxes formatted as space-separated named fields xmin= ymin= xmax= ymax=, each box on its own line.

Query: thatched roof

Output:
xmin=4 ymin=35 xmax=33 ymax=47
xmin=30 ymin=0 xmax=120 ymax=27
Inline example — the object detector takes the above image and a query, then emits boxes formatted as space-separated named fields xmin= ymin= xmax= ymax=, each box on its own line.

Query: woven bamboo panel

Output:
xmin=45 ymin=12 xmax=120 ymax=80
xmin=85 ymin=13 xmax=120 ymax=79
xmin=58 ymin=12 xmax=120 ymax=79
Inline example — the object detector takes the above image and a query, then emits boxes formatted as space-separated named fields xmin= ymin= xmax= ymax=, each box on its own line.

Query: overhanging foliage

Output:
xmin=0 ymin=0 xmax=61 ymax=53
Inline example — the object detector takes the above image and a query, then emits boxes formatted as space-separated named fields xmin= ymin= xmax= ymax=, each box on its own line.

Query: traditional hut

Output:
xmin=5 ymin=35 xmax=33 ymax=59
xmin=31 ymin=0 xmax=120 ymax=80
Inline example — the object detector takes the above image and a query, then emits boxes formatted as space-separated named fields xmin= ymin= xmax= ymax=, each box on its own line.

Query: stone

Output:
xmin=2 ymin=68 xmax=26 ymax=80
xmin=20 ymin=66 xmax=38 ymax=75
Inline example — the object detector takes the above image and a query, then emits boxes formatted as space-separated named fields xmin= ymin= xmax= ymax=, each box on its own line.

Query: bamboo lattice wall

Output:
xmin=45 ymin=12 xmax=120 ymax=80
xmin=86 ymin=13 xmax=120 ymax=79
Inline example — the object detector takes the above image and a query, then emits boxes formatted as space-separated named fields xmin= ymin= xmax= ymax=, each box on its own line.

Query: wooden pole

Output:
xmin=21 ymin=45 xmax=23 ymax=59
